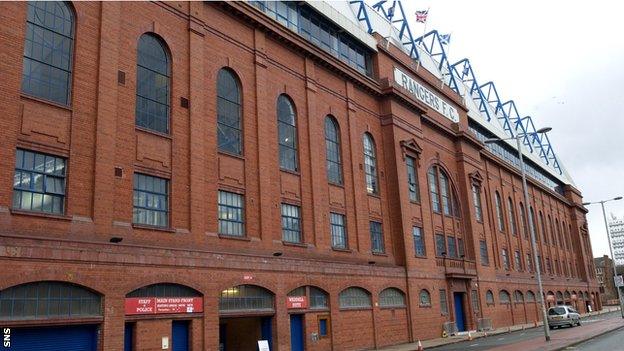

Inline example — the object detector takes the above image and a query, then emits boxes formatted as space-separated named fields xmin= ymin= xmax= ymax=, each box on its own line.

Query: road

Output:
xmin=429 ymin=311 xmax=621 ymax=351
xmin=563 ymin=325 xmax=624 ymax=350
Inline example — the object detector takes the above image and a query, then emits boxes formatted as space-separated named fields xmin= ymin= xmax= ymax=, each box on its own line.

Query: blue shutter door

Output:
xmin=124 ymin=323 xmax=134 ymax=351
xmin=5 ymin=324 xmax=97 ymax=351
xmin=289 ymin=314 xmax=304 ymax=351
xmin=171 ymin=320 xmax=189 ymax=351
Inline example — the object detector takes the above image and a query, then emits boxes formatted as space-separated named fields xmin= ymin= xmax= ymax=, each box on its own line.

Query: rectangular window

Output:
xmin=406 ymin=156 xmax=420 ymax=202
xmin=439 ymin=289 xmax=448 ymax=315
xmin=133 ymin=173 xmax=169 ymax=227
xmin=370 ymin=221 xmax=384 ymax=253
xmin=330 ymin=212 xmax=347 ymax=249
xmin=546 ymin=258 xmax=552 ymax=275
xmin=527 ymin=253 xmax=533 ymax=272
xmin=318 ymin=317 xmax=329 ymax=337
xmin=447 ymin=236 xmax=457 ymax=258
xmin=471 ymin=290 xmax=480 ymax=312
xmin=413 ymin=226 xmax=425 ymax=257
xmin=479 ymin=240 xmax=489 ymax=265
xmin=502 ymin=249 xmax=509 ymax=270
xmin=514 ymin=251 xmax=522 ymax=271
xmin=218 ymin=191 xmax=245 ymax=237
xmin=428 ymin=168 xmax=440 ymax=213
xmin=12 ymin=149 xmax=66 ymax=214
xmin=458 ymin=238 xmax=464 ymax=258
xmin=281 ymin=203 xmax=302 ymax=243
xmin=472 ymin=184 xmax=483 ymax=222
xmin=435 ymin=234 xmax=446 ymax=257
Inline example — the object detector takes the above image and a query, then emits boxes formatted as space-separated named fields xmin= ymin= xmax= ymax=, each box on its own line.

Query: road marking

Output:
xmin=497 ymin=337 xmax=505 ymax=341
xmin=469 ymin=343 xmax=479 ymax=347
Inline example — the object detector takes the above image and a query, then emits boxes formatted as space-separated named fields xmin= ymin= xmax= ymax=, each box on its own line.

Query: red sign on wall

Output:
xmin=286 ymin=296 xmax=308 ymax=309
xmin=125 ymin=297 xmax=203 ymax=315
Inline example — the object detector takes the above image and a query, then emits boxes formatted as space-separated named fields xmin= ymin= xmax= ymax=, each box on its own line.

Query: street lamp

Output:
xmin=582 ymin=196 xmax=624 ymax=318
xmin=484 ymin=127 xmax=552 ymax=341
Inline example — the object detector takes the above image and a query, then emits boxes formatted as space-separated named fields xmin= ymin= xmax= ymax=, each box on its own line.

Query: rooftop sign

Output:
xmin=394 ymin=67 xmax=460 ymax=123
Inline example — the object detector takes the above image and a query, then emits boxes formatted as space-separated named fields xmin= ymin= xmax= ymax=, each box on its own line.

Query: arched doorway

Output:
xmin=286 ymin=286 xmax=330 ymax=351
xmin=124 ymin=283 xmax=203 ymax=351
xmin=0 ymin=281 xmax=102 ymax=351
xmin=219 ymin=285 xmax=275 ymax=351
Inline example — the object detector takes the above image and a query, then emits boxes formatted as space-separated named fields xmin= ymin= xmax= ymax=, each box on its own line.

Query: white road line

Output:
xmin=469 ymin=343 xmax=479 ymax=347
xmin=497 ymin=337 xmax=505 ymax=341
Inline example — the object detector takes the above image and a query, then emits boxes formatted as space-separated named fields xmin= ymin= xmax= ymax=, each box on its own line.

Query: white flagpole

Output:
xmin=415 ymin=7 xmax=430 ymax=72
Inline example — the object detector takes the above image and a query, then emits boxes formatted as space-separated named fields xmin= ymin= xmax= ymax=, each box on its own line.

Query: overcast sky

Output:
xmin=392 ymin=0 xmax=624 ymax=259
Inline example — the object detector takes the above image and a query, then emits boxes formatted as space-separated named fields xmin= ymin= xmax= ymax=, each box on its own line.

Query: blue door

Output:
xmin=290 ymin=314 xmax=304 ymax=351
xmin=172 ymin=320 xmax=189 ymax=351
xmin=124 ymin=323 xmax=134 ymax=351
xmin=5 ymin=324 xmax=98 ymax=351
xmin=454 ymin=292 xmax=466 ymax=332
xmin=260 ymin=317 xmax=273 ymax=350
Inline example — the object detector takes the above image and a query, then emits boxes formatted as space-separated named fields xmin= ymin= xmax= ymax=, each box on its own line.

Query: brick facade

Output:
xmin=0 ymin=1 xmax=601 ymax=350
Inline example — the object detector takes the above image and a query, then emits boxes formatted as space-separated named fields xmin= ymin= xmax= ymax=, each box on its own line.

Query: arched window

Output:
xmin=472 ymin=184 xmax=483 ymax=222
xmin=499 ymin=290 xmax=511 ymax=304
xmin=495 ymin=192 xmax=505 ymax=231
xmin=217 ymin=69 xmax=242 ymax=155
xmin=339 ymin=287 xmax=371 ymax=308
xmin=287 ymin=286 xmax=329 ymax=310
xmin=0 ymin=281 xmax=101 ymax=320
xmin=363 ymin=133 xmax=378 ymax=194
xmin=564 ymin=291 xmax=571 ymax=301
xmin=419 ymin=289 xmax=431 ymax=307
xmin=428 ymin=165 xmax=461 ymax=218
xmin=22 ymin=1 xmax=75 ymax=105
xmin=556 ymin=291 xmax=564 ymax=304
xmin=486 ymin=290 xmax=495 ymax=305
xmin=136 ymin=33 xmax=170 ymax=133
xmin=325 ymin=116 xmax=342 ymax=184
xmin=526 ymin=291 xmax=536 ymax=302
xmin=508 ymin=198 xmax=517 ymax=235
xmin=277 ymin=94 xmax=298 ymax=171
xmin=529 ymin=207 xmax=537 ymax=240
xmin=514 ymin=290 xmax=524 ymax=303
xmin=519 ymin=202 xmax=528 ymax=239
xmin=379 ymin=288 xmax=406 ymax=308
xmin=548 ymin=216 xmax=556 ymax=245
xmin=539 ymin=212 xmax=548 ymax=244
xmin=555 ymin=219 xmax=562 ymax=250
xmin=219 ymin=285 xmax=274 ymax=313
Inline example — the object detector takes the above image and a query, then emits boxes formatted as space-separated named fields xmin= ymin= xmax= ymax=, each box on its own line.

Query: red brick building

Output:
xmin=0 ymin=1 xmax=600 ymax=350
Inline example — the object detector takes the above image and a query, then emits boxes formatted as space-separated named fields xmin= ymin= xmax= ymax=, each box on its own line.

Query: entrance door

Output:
xmin=454 ymin=292 xmax=466 ymax=332
xmin=172 ymin=320 xmax=189 ymax=351
xmin=290 ymin=314 xmax=304 ymax=351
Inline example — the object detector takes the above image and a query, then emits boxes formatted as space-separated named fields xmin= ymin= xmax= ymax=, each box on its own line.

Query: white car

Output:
xmin=547 ymin=305 xmax=581 ymax=329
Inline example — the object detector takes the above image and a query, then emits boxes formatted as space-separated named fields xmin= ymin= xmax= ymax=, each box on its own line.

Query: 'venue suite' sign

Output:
xmin=393 ymin=67 xmax=460 ymax=123
xmin=125 ymin=297 xmax=203 ymax=315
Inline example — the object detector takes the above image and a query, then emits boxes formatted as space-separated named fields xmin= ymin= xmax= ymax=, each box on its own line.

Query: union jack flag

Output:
xmin=415 ymin=10 xmax=428 ymax=23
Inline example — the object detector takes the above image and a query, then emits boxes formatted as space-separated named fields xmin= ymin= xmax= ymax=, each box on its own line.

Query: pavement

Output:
xmin=376 ymin=307 xmax=623 ymax=351
xmin=564 ymin=325 xmax=624 ymax=350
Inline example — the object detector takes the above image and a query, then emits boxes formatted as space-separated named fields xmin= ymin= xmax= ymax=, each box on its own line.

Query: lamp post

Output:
xmin=582 ymin=197 xmax=624 ymax=318
xmin=484 ymin=127 xmax=552 ymax=341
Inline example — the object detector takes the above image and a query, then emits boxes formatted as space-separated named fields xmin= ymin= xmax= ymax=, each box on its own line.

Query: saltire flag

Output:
xmin=387 ymin=4 xmax=395 ymax=18
xmin=439 ymin=33 xmax=451 ymax=45
xmin=415 ymin=10 xmax=428 ymax=23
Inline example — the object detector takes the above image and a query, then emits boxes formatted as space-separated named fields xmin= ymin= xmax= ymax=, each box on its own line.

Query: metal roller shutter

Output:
xmin=5 ymin=324 xmax=97 ymax=351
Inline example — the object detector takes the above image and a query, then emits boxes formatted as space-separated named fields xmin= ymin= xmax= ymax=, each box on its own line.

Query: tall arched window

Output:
xmin=472 ymin=184 xmax=483 ymax=222
xmin=507 ymin=198 xmax=517 ymax=235
xmin=217 ymin=69 xmax=242 ymax=155
xmin=363 ymin=133 xmax=378 ymax=194
xmin=495 ymin=192 xmax=505 ymax=231
xmin=539 ymin=212 xmax=548 ymax=244
xmin=548 ymin=215 xmax=556 ymax=245
xmin=519 ymin=202 xmax=528 ymax=239
xmin=277 ymin=94 xmax=298 ymax=171
xmin=486 ymin=290 xmax=495 ymax=305
xmin=136 ymin=33 xmax=170 ymax=133
xmin=428 ymin=165 xmax=461 ymax=218
xmin=529 ymin=207 xmax=537 ymax=240
xmin=555 ymin=219 xmax=562 ymax=249
xmin=22 ymin=1 xmax=75 ymax=105
xmin=325 ymin=116 xmax=342 ymax=184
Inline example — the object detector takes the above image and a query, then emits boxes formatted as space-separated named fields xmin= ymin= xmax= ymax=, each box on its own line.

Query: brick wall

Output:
xmin=0 ymin=1 xmax=601 ymax=350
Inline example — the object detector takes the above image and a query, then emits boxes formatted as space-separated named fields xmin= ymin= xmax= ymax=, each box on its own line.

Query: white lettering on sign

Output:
xmin=393 ymin=67 xmax=460 ymax=123
xmin=3 ymin=328 xmax=10 ymax=348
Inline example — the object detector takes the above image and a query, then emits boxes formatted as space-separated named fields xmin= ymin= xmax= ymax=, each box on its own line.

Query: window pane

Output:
xmin=12 ymin=149 xmax=66 ymax=214
xmin=330 ymin=212 xmax=347 ymax=249
xmin=325 ymin=117 xmax=343 ymax=184
xmin=282 ymin=203 xmax=301 ymax=243
xmin=369 ymin=221 xmax=384 ymax=253
xmin=133 ymin=173 xmax=169 ymax=227
xmin=136 ymin=34 xmax=170 ymax=133
xmin=363 ymin=134 xmax=378 ymax=194
xmin=218 ymin=191 xmax=245 ymax=237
